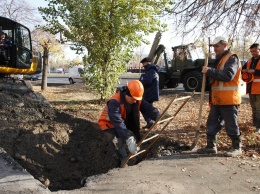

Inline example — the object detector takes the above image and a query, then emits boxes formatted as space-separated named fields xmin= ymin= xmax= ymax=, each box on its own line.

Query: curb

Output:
xmin=0 ymin=148 xmax=50 ymax=194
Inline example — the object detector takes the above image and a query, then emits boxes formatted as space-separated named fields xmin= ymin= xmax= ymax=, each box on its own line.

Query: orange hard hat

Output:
xmin=242 ymin=72 xmax=254 ymax=83
xmin=127 ymin=80 xmax=144 ymax=100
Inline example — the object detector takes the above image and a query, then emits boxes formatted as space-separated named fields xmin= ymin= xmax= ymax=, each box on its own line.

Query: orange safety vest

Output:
xmin=211 ymin=52 xmax=242 ymax=105
xmin=98 ymin=91 xmax=141 ymax=130
xmin=245 ymin=58 xmax=260 ymax=94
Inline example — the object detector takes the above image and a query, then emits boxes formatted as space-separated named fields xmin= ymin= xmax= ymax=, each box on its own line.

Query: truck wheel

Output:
xmin=69 ymin=78 xmax=74 ymax=84
xmin=183 ymin=71 xmax=202 ymax=92
xmin=159 ymin=73 xmax=166 ymax=90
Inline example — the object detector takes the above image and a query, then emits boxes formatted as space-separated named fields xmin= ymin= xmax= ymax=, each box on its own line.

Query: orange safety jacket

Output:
xmin=245 ymin=58 xmax=260 ymax=94
xmin=211 ymin=52 xmax=242 ymax=105
xmin=98 ymin=91 xmax=141 ymax=130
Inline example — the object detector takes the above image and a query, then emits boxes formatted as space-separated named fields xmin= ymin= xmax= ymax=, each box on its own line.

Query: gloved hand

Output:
xmin=126 ymin=136 xmax=139 ymax=154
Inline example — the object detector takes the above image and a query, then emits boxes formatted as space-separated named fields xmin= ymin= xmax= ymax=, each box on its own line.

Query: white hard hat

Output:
xmin=210 ymin=36 xmax=228 ymax=45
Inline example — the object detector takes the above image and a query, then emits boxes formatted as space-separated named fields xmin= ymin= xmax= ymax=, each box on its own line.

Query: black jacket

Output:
xmin=139 ymin=64 xmax=159 ymax=103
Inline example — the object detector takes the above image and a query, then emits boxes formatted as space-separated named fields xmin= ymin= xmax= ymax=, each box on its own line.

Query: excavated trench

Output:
xmin=0 ymin=84 xmax=190 ymax=191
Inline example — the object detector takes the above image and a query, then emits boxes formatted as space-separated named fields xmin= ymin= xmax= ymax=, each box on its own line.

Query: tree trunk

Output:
xmin=41 ymin=47 xmax=48 ymax=91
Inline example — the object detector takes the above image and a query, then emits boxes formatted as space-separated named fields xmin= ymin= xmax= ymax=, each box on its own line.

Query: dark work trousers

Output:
xmin=249 ymin=94 xmax=260 ymax=128
xmin=142 ymin=101 xmax=153 ymax=125
xmin=206 ymin=105 xmax=241 ymax=138
xmin=103 ymin=128 xmax=127 ymax=160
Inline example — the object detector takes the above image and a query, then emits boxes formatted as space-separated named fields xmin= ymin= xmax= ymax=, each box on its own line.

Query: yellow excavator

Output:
xmin=0 ymin=16 xmax=42 ymax=96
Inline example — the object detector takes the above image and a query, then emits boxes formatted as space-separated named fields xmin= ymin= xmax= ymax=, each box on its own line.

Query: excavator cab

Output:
xmin=0 ymin=16 xmax=42 ymax=78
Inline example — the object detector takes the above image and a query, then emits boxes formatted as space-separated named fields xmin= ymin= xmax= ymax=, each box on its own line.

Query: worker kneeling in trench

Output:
xmin=98 ymin=80 xmax=161 ymax=166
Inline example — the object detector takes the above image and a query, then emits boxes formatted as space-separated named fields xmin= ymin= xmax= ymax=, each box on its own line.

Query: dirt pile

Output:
xmin=0 ymin=86 xmax=185 ymax=191
xmin=0 ymin=90 xmax=119 ymax=191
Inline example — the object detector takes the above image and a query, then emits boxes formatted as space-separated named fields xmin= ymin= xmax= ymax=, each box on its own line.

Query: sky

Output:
xmin=26 ymin=0 xmax=186 ymax=59
xmin=25 ymin=0 xmax=82 ymax=60
xmin=27 ymin=0 xmax=47 ymax=9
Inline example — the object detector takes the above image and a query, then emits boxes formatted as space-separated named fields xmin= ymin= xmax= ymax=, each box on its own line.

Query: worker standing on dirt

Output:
xmin=241 ymin=43 xmax=260 ymax=133
xmin=197 ymin=36 xmax=243 ymax=157
xmin=139 ymin=57 xmax=160 ymax=129
xmin=98 ymin=80 xmax=160 ymax=163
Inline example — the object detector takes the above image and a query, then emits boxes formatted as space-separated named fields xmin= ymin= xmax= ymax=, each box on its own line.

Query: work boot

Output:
xmin=142 ymin=121 xmax=154 ymax=129
xmin=225 ymin=136 xmax=242 ymax=157
xmin=197 ymin=135 xmax=217 ymax=154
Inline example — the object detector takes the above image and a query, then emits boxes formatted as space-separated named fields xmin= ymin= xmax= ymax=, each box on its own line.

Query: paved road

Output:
xmin=37 ymin=77 xmax=140 ymax=88
xmin=34 ymin=74 xmax=186 ymax=92
xmin=35 ymin=73 xmax=141 ymax=85
xmin=34 ymin=76 xmax=245 ymax=98
xmin=45 ymin=77 xmax=70 ymax=84
xmin=32 ymin=75 xmax=248 ymax=98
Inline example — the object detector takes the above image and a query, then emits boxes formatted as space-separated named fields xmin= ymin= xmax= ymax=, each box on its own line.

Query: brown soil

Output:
xmin=0 ymin=81 xmax=259 ymax=191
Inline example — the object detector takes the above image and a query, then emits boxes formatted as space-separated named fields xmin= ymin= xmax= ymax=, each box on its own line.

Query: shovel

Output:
xmin=190 ymin=53 xmax=208 ymax=150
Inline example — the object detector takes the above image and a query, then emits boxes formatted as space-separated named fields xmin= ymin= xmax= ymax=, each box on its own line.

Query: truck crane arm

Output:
xmin=147 ymin=32 xmax=168 ymax=67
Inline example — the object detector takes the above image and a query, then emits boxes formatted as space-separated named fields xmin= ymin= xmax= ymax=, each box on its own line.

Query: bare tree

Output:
xmin=0 ymin=0 xmax=41 ymax=27
xmin=166 ymin=0 xmax=260 ymax=43
xmin=31 ymin=29 xmax=63 ymax=90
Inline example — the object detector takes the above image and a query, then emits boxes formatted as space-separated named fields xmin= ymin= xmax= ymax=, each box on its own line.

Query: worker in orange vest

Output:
xmin=197 ymin=36 xmax=242 ymax=157
xmin=241 ymin=43 xmax=260 ymax=133
xmin=98 ymin=80 xmax=160 ymax=165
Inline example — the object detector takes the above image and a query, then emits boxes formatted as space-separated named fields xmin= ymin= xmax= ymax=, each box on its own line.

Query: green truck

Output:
xmin=157 ymin=43 xmax=215 ymax=91
xmin=148 ymin=32 xmax=215 ymax=92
